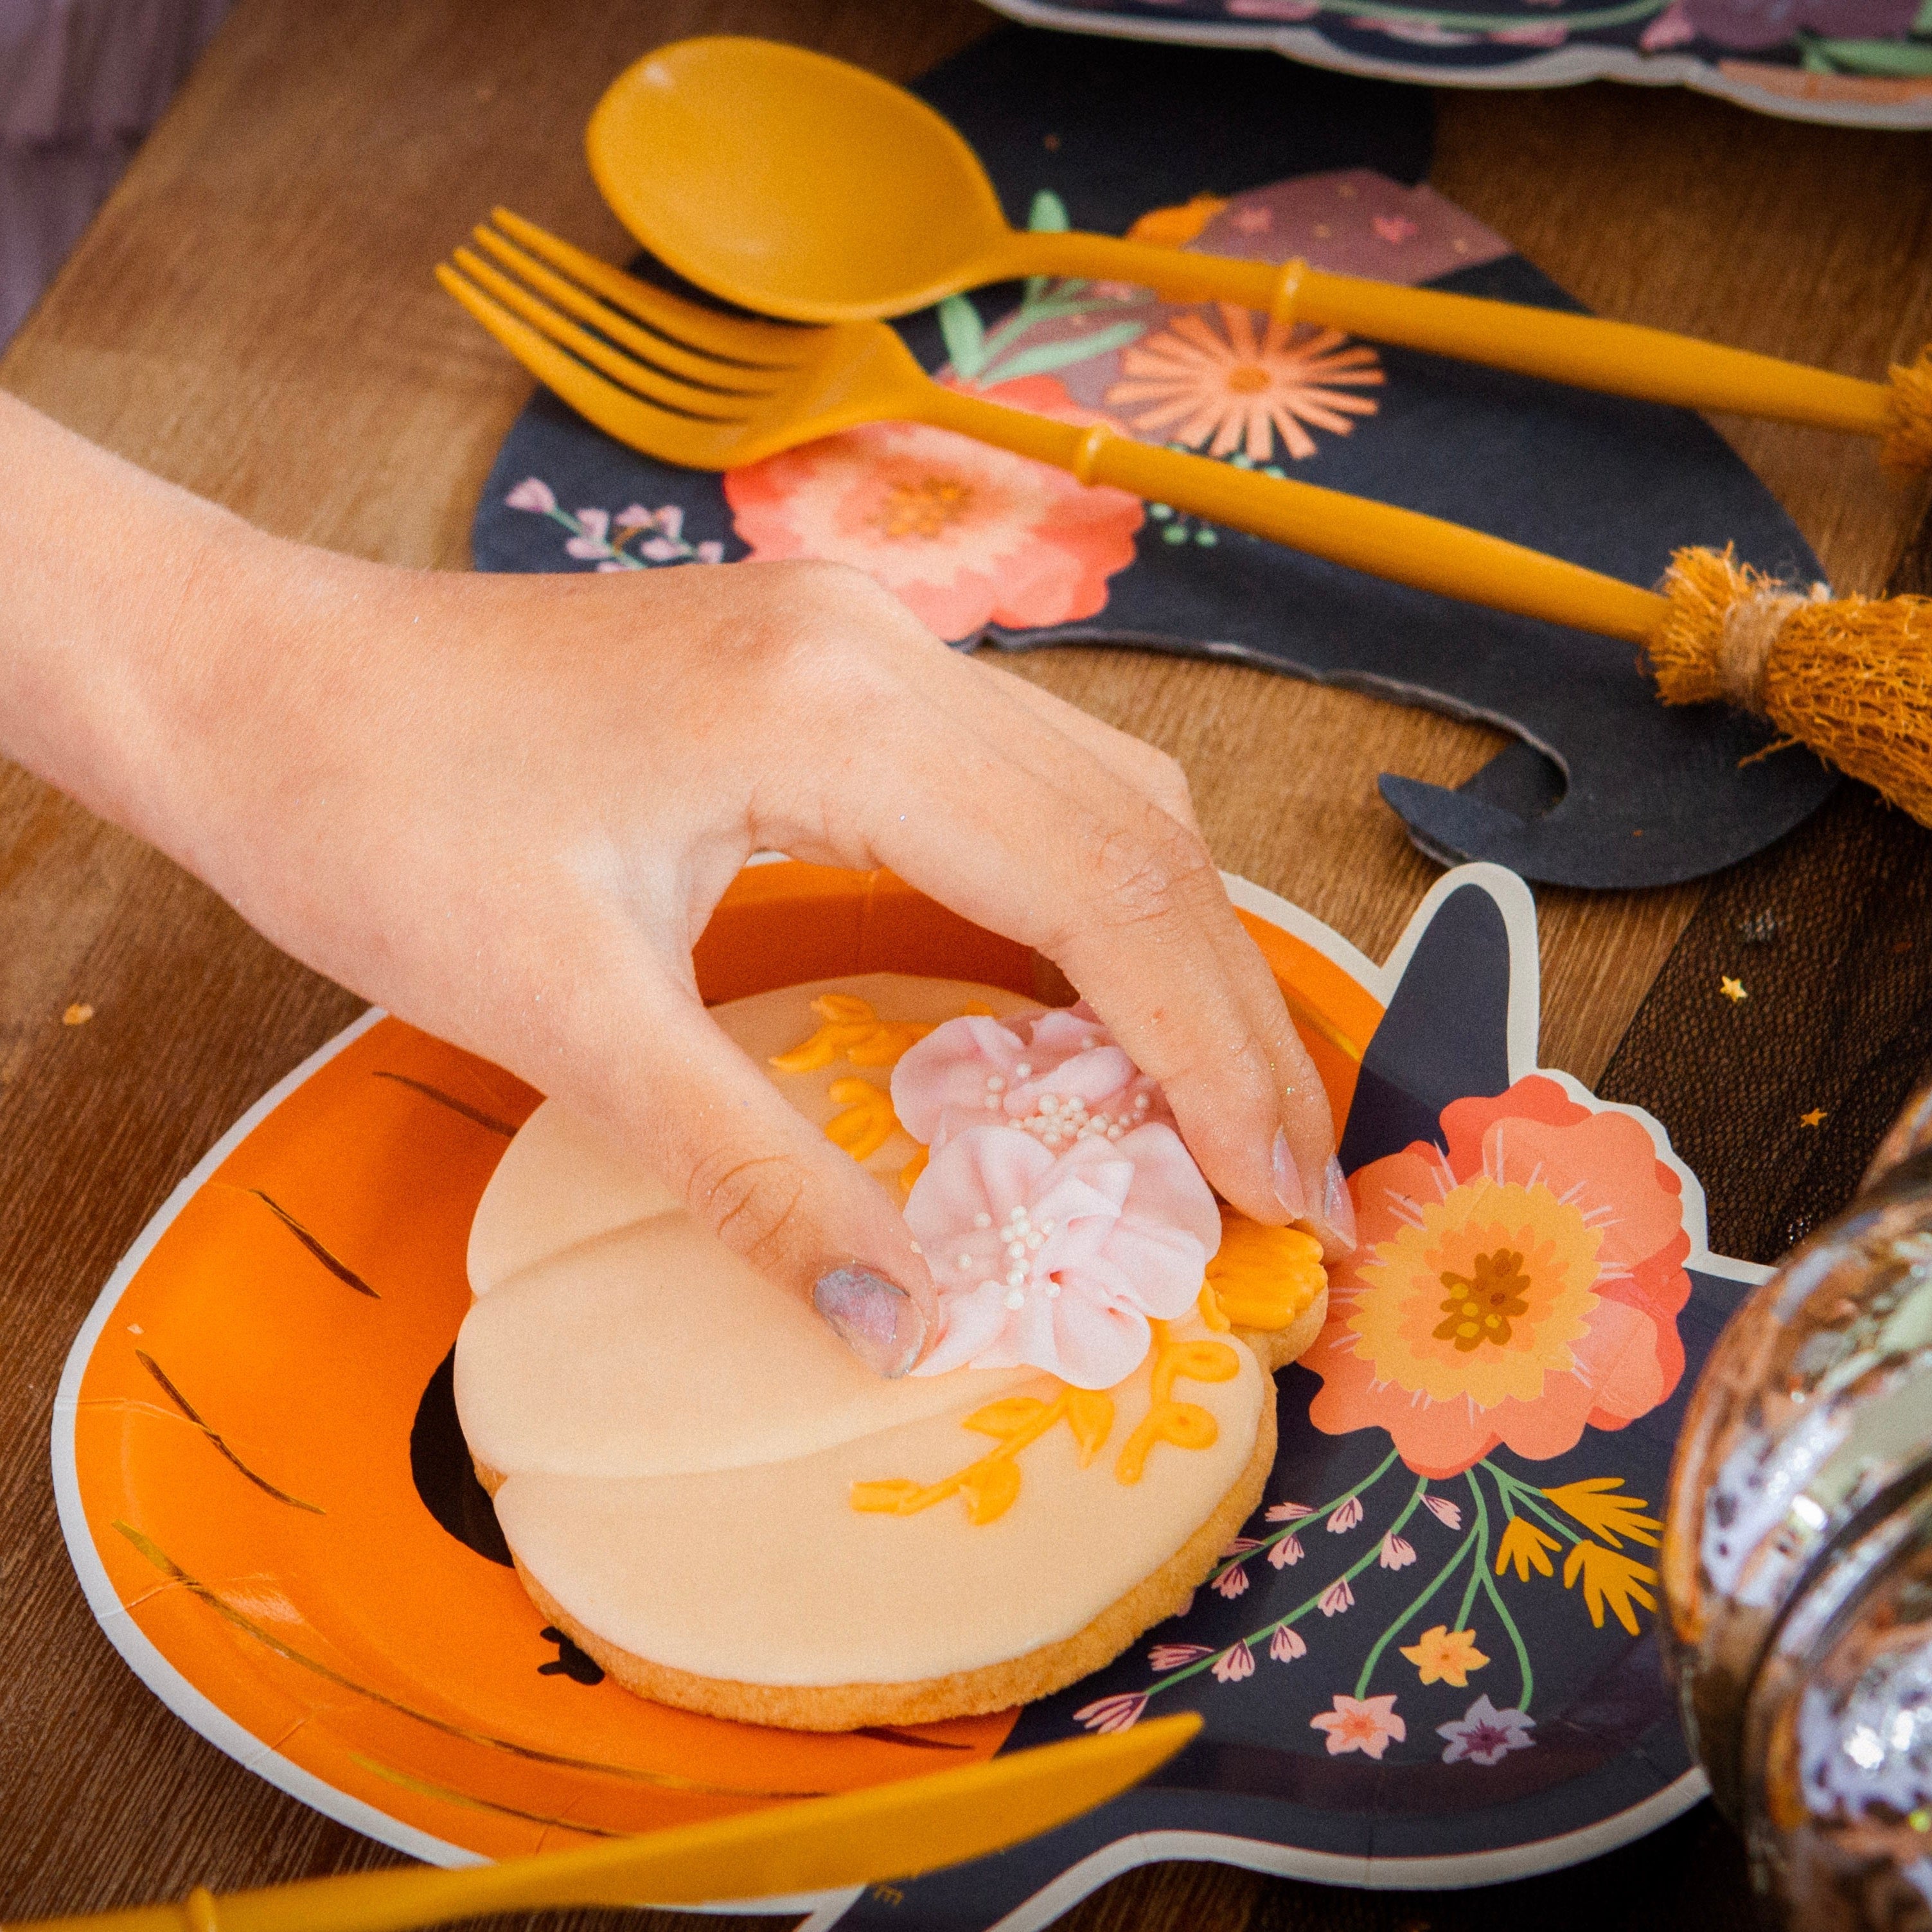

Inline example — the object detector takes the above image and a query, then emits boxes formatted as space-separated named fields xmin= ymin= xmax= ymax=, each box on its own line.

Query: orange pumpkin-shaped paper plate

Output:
xmin=54 ymin=860 xmax=1758 ymax=1925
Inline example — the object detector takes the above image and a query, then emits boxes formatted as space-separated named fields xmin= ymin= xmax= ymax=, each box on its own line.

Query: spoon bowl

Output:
xmin=587 ymin=37 xmax=1025 ymax=322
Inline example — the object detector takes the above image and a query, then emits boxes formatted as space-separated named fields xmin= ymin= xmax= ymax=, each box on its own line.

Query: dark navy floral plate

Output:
xmin=977 ymin=0 xmax=1932 ymax=128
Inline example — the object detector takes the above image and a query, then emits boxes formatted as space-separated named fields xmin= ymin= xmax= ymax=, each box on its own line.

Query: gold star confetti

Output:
xmin=1800 ymin=1109 xmax=1827 ymax=1128
xmin=1719 ymin=977 xmax=1748 ymax=1004
xmin=62 ymin=1002 xmax=94 ymax=1026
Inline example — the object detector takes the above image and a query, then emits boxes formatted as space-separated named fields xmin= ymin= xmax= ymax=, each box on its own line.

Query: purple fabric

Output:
xmin=0 ymin=0 xmax=230 ymax=141
xmin=1678 ymin=0 xmax=1917 ymax=44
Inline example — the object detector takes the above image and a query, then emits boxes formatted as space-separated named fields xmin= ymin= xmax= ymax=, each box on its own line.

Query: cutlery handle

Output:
xmin=917 ymin=386 xmax=1665 ymax=644
xmin=1002 ymin=231 xmax=1894 ymax=439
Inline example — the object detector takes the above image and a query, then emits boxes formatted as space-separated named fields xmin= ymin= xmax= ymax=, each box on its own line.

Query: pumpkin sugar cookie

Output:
xmin=456 ymin=973 xmax=1327 ymax=1731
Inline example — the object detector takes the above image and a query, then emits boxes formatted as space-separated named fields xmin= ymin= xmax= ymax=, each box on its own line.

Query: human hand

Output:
xmin=2 ymin=400 xmax=1349 ymax=1377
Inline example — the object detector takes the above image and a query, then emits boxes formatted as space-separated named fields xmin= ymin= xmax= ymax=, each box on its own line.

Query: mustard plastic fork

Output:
xmin=5 ymin=1714 xmax=1198 ymax=1932
xmin=438 ymin=209 xmax=1665 ymax=643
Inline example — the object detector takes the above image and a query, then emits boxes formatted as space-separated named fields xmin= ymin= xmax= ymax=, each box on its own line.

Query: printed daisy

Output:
xmin=1106 ymin=305 xmax=1383 ymax=463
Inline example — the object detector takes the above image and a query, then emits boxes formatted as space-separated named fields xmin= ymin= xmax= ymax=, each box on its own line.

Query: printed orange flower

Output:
xmin=722 ymin=375 xmax=1142 ymax=643
xmin=1105 ymin=304 xmax=1383 ymax=463
xmin=1308 ymin=1075 xmax=1692 ymax=1479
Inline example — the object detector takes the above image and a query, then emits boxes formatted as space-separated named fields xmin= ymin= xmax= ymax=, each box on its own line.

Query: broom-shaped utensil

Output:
xmin=441 ymin=213 xmax=1932 ymax=827
xmin=584 ymin=37 xmax=1932 ymax=476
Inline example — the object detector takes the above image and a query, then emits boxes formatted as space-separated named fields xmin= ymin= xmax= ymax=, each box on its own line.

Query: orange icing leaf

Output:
xmin=899 ymin=1146 xmax=929 ymax=1194
xmin=961 ymin=1458 xmax=1023 ymax=1525
xmin=824 ymin=1078 xmax=900 ymax=1163
xmin=1116 ymin=1401 xmax=1219 ymax=1485
xmin=964 ymin=1396 xmax=1054 ymax=1439
xmin=1065 ymin=1388 xmax=1116 ymax=1467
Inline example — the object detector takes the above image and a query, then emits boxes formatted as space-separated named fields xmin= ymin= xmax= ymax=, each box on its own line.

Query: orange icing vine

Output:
xmin=1115 ymin=1321 xmax=1240 ymax=1485
xmin=771 ymin=995 xmax=996 ymax=1186
xmin=851 ymin=1387 xmax=1117 ymax=1526
xmin=1198 ymin=1209 xmax=1328 ymax=1333
xmin=851 ymin=1320 xmax=1243 ymax=1525
xmin=768 ymin=995 xmax=937 ymax=1072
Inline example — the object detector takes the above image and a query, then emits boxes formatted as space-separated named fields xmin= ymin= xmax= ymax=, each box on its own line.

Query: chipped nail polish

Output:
xmin=1324 ymin=1155 xmax=1358 ymax=1251
xmin=1272 ymin=1128 xmax=1307 ymax=1219
xmin=813 ymin=1264 xmax=926 ymax=1378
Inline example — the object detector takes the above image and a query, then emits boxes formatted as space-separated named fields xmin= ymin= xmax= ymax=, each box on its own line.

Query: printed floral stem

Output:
xmin=1210 ymin=1444 xmax=1401 ymax=1584
xmin=1291 ymin=0 xmax=1665 ymax=26
xmin=1353 ymin=1485 xmax=1479 ymax=1700
xmin=1467 ymin=1471 xmax=1534 ymax=1712
xmin=1455 ymin=1503 xmax=1488 ymax=1632
xmin=544 ymin=505 xmax=646 ymax=571
xmin=1483 ymin=1460 xmax=1582 ymax=1545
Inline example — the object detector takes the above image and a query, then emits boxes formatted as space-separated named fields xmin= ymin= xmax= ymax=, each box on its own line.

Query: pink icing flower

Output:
xmin=1148 ymin=1643 xmax=1213 ymax=1670
xmin=892 ymin=1003 xmax=1174 ymax=1154
xmin=1327 ymin=1495 xmax=1364 ymax=1534
xmin=1270 ymin=1624 xmax=1308 ymax=1662
xmin=1379 ymin=1532 xmax=1417 ymax=1570
xmin=1319 ymin=1577 xmax=1355 ymax=1617
xmin=1212 ymin=1640 xmax=1256 ymax=1683
xmin=1269 ymin=1534 xmax=1304 ymax=1569
xmin=1311 ymin=1694 xmax=1406 ymax=1759
xmin=1422 ymin=1493 xmax=1464 ymax=1530
xmin=1212 ymin=1564 xmax=1251 ymax=1600
xmin=504 ymin=477 xmax=556 ymax=514
xmin=904 ymin=1121 xmax=1220 ymax=1388
xmin=1074 ymin=1692 xmax=1148 ymax=1733
xmin=1267 ymin=1500 xmax=1313 ymax=1522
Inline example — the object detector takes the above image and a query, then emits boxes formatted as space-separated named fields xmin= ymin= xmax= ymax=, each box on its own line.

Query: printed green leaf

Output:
xmin=1803 ymin=31 xmax=1932 ymax=69
xmin=1027 ymin=188 xmax=1072 ymax=233
xmin=938 ymin=295 xmax=988 ymax=378
xmin=982 ymin=321 xmax=1146 ymax=387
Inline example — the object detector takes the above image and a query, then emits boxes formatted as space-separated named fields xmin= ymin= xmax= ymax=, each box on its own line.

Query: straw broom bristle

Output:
xmin=1651 ymin=545 xmax=1932 ymax=827
xmin=1883 ymin=344 xmax=1932 ymax=476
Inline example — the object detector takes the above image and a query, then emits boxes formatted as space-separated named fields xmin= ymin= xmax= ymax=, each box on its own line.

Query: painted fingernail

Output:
xmin=1272 ymin=1128 xmax=1307 ymax=1219
xmin=1324 ymin=1155 xmax=1358 ymax=1252
xmin=813 ymin=1264 xmax=926 ymax=1378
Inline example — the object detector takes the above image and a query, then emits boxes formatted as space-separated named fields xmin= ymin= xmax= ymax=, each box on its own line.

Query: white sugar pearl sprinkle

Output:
xmin=1004 ymin=1288 xmax=1025 ymax=1310
xmin=1046 ymin=1281 xmax=1061 ymax=1298
xmin=1015 ymin=1063 xmax=1032 ymax=1078
xmin=957 ymin=1254 xmax=973 ymax=1269
xmin=974 ymin=1212 xmax=992 ymax=1229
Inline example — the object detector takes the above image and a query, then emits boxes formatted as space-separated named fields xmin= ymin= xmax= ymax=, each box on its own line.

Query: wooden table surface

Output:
xmin=3 ymin=2 xmax=1931 ymax=1927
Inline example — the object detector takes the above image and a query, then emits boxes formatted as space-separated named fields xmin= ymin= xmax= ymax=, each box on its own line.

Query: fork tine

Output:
xmin=490 ymin=207 xmax=810 ymax=368
xmin=436 ymin=262 xmax=752 ymax=470
xmin=450 ymin=247 xmax=750 ymax=423
xmin=469 ymin=227 xmax=787 ymax=397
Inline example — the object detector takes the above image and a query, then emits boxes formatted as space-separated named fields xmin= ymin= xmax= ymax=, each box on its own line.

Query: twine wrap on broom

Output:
xmin=1885 ymin=346 xmax=1932 ymax=477
xmin=1651 ymin=547 xmax=1932 ymax=826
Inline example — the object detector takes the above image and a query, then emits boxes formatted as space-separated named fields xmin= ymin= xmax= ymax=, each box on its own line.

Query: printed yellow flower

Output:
xmin=1495 ymin=1515 xmax=1561 ymax=1582
xmin=1105 ymin=305 xmax=1383 ymax=463
xmin=1563 ymin=1539 xmax=1660 ymax=1636
xmin=1542 ymin=1477 xmax=1662 ymax=1550
xmin=1400 ymin=1624 xmax=1490 ymax=1688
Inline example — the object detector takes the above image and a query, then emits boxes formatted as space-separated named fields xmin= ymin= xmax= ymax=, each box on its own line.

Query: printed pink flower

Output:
xmin=904 ymin=1120 xmax=1221 ymax=1388
xmin=1148 ymin=1643 xmax=1213 ymax=1671
xmin=1379 ymin=1532 xmax=1417 ymax=1570
xmin=723 ymin=374 xmax=1142 ymax=643
xmin=1309 ymin=1074 xmax=1693 ymax=1479
xmin=1270 ymin=1624 xmax=1309 ymax=1662
xmin=1222 ymin=1536 xmax=1263 ymax=1556
xmin=892 ymin=1002 xmax=1175 ymax=1153
xmin=1319 ymin=1577 xmax=1355 ymax=1617
xmin=1422 ymin=1493 xmax=1464 ymax=1530
xmin=1229 ymin=0 xmax=1322 ymax=13
xmin=1372 ymin=215 xmax=1419 ymax=244
xmin=1437 ymin=1694 xmax=1535 ymax=1765
xmin=1212 ymin=1564 xmax=1251 ymax=1600
xmin=1267 ymin=1500 xmax=1313 ymax=1522
xmin=505 ymin=477 xmax=557 ymax=514
xmin=1312 ymin=1694 xmax=1406 ymax=1759
xmin=1075 ymin=1692 xmax=1148 ymax=1734
xmin=1213 ymin=1640 xmax=1257 ymax=1683
xmin=1641 ymin=1 xmax=1697 ymax=42
xmin=1327 ymin=1495 xmax=1364 ymax=1534
xmin=1269 ymin=1535 xmax=1304 ymax=1569
xmin=1489 ymin=20 xmax=1567 ymax=40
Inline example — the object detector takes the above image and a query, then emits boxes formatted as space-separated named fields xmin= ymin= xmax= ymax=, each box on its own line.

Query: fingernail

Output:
xmin=813 ymin=1264 xmax=926 ymax=1378
xmin=1324 ymin=1155 xmax=1358 ymax=1252
xmin=1272 ymin=1128 xmax=1307 ymax=1219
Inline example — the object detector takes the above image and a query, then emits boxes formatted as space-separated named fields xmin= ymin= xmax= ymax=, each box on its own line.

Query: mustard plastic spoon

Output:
xmin=586 ymin=37 xmax=1925 ymax=467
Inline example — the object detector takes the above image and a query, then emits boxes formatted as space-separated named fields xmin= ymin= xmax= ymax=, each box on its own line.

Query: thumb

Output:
xmin=578 ymin=971 xmax=935 ymax=1378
